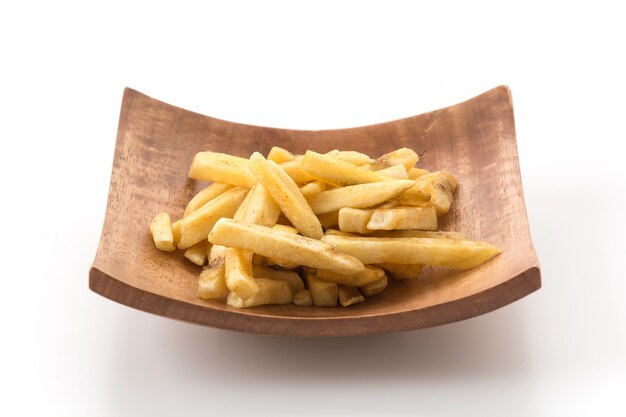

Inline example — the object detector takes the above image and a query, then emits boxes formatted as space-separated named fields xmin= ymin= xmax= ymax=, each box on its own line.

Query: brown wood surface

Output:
xmin=89 ymin=86 xmax=541 ymax=336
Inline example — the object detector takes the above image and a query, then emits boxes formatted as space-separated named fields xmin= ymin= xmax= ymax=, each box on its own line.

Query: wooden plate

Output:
xmin=89 ymin=86 xmax=540 ymax=336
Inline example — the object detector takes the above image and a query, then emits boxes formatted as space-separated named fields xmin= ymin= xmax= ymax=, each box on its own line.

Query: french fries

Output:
xmin=359 ymin=276 xmax=388 ymax=296
xmin=184 ymin=241 xmax=208 ymax=266
xmin=377 ymin=263 xmax=424 ymax=280
xmin=178 ymin=187 xmax=248 ymax=249
xmin=233 ymin=183 xmax=281 ymax=227
xmin=367 ymin=229 xmax=467 ymax=239
xmin=338 ymin=206 xmax=437 ymax=233
xmin=225 ymin=248 xmax=258 ymax=300
xmin=188 ymin=151 xmax=256 ymax=188
xmin=227 ymin=278 xmax=293 ymax=308
xmin=184 ymin=183 xmax=233 ymax=217
xmin=249 ymin=152 xmax=323 ymax=239
xmin=321 ymin=235 xmax=501 ymax=269
xmin=325 ymin=150 xmax=373 ymax=166
xmin=301 ymin=150 xmax=393 ymax=185
xmin=367 ymin=206 xmax=438 ymax=231
xmin=299 ymin=181 xmax=326 ymax=197
xmin=375 ymin=148 xmax=419 ymax=171
xmin=279 ymin=158 xmax=317 ymax=185
xmin=338 ymin=207 xmax=372 ymax=234
xmin=272 ymin=224 xmax=299 ymax=234
xmin=149 ymin=212 xmax=176 ymax=251
xmin=198 ymin=265 xmax=228 ymax=300
xmin=292 ymin=289 xmax=313 ymax=306
xmin=307 ymin=180 xmax=414 ymax=214
xmin=253 ymin=265 xmax=305 ymax=293
xmin=316 ymin=265 xmax=386 ymax=287
xmin=208 ymin=218 xmax=365 ymax=275
xmin=338 ymin=285 xmax=365 ymax=307
xmin=267 ymin=146 xmax=296 ymax=164
xmin=376 ymin=164 xmax=408 ymax=179
xmin=396 ymin=171 xmax=457 ymax=214
xmin=151 ymin=145 xmax=501 ymax=310
xmin=429 ymin=171 xmax=457 ymax=215
xmin=266 ymin=224 xmax=300 ymax=268
xmin=408 ymin=167 xmax=429 ymax=180
xmin=307 ymin=274 xmax=338 ymax=307
xmin=209 ymin=244 xmax=228 ymax=266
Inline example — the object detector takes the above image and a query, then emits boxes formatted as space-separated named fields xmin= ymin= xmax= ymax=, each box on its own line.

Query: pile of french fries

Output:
xmin=149 ymin=147 xmax=500 ymax=308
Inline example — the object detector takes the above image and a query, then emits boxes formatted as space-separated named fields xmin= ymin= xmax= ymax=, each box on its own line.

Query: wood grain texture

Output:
xmin=89 ymin=86 xmax=540 ymax=336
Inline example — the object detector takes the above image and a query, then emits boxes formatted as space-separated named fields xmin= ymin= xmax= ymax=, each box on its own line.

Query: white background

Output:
xmin=1 ymin=1 xmax=625 ymax=416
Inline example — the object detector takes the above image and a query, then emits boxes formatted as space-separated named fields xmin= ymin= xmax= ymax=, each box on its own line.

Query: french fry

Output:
xmin=394 ymin=183 xmax=431 ymax=206
xmin=178 ymin=188 xmax=248 ymax=249
xmin=307 ymin=274 xmax=338 ymax=307
xmin=197 ymin=265 xmax=228 ymax=300
xmin=184 ymin=240 xmax=208 ymax=266
xmin=209 ymin=244 xmax=228 ymax=266
xmin=321 ymin=235 xmax=501 ymax=269
xmin=272 ymin=224 xmax=299 ymax=234
xmin=233 ymin=183 xmax=281 ymax=227
xmin=204 ymin=244 xmax=228 ymax=299
xmin=204 ymin=241 xmax=229 ymax=307
xmin=407 ymin=167 xmax=429 ymax=180
xmin=253 ymin=265 xmax=304 ymax=293
xmin=367 ymin=206 xmax=438 ymax=231
xmin=430 ymin=171 xmax=457 ymax=215
xmin=325 ymin=150 xmax=373 ymax=166
xmin=267 ymin=224 xmax=300 ymax=268
xmin=377 ymin=263 xmax=424 ymax=280
xmin=318 ymin=210 xmax=339 ymax=228
xmin=188 ymin=151 xmax=256 ymax=188
xmin=266 ymin=257 xmax=300 ymax=270
xmin=292 ymin=289 xmax=312 ymax=306
xmin=317 ymin=265 xmax=386 ymax=287
xmin=338 ymin=285 xmax=365 ymax=307
xmin=338 ymin=207 xmax=373 ymax=234
xmin=249 ymin=152 xmax=323 ymax=239
xmin=299 ymin=180 xmax=326 ymax=197
xmin=183 ymin=183 xmax=233 ymax=217
xmin=368 ymin=229 xmax=467 ymax=239
xmin=267 ymin=146 xmax=295 ymax=164
xmin=225 ymin=248 xmax=258 ymax=300
xmin=339 ymin=205 xmax=437 ymax=237
xmin=280 ymin=158 xmax=317 ymax=185
xmin=396 ymin=171 xmax=457 ymax=214
xmin=227 ymin=278 xmax=293 ymax=308
xmin=306 ymin=180 xmax=414 ymax=214
xmin=359 ymin=276 xmax=388 ymax=296
xmin=375 ymin=148 xmax=419 ymax=171
xmin=375 ymin=164 xmax=408 ymax=179
xmin=301 ymin=150 xmax=393 ymax=186
xmin=150 ymin=212 xmax=176 ymax=251
xmin=209 ymin=218 xmax=365 ymax=275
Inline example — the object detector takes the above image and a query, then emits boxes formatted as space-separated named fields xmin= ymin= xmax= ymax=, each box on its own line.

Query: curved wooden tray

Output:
xmin=89 ymin=86 xmax=540 ymax=336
